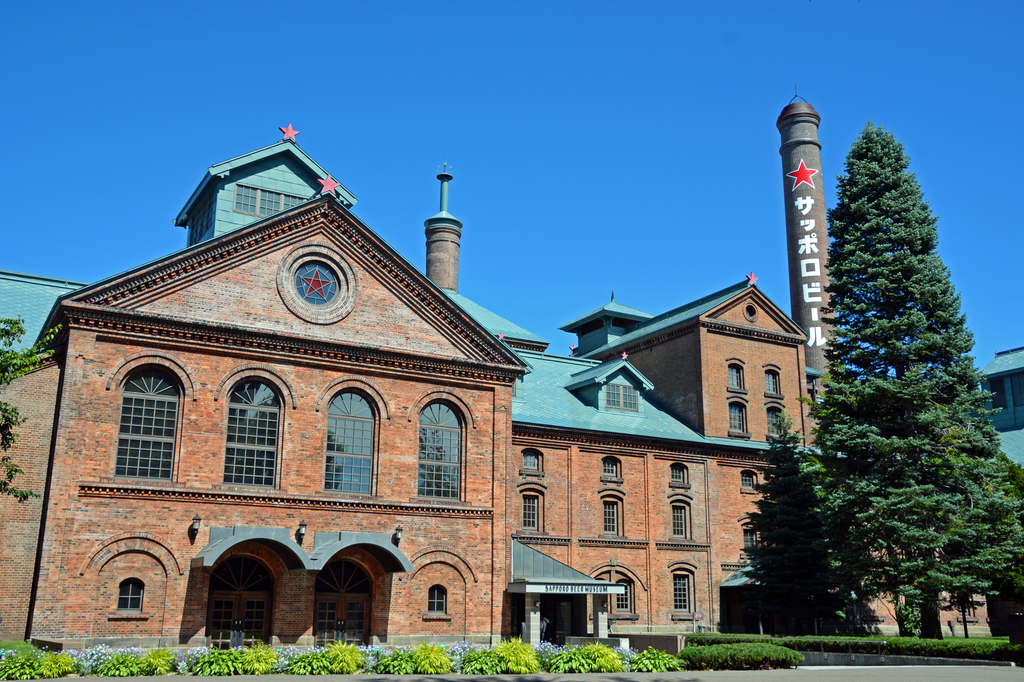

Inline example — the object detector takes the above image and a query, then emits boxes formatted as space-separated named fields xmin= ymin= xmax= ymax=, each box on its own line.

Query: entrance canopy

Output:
xmin=720 ymin=564 xmax=756 ymax=588
xmin=507 ymin=538 xmax=624 ymax=595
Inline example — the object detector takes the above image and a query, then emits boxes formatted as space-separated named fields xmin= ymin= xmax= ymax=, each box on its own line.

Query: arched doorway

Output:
xmin=315 ymin=559 xmax=371 ymax=645
xmin=207 ymin=556 xmax=273 ymax=648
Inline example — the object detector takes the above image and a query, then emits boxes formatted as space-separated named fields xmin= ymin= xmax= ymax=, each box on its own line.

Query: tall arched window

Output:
xmin=764 ymin=370 xmax=781 ymax=396
xmin=672 ymin=573 xmax=691 ymax=612
xmin=766 ymin=407 xmax=783 ymax=437
xmin=522 ymin=493 xmax=541 ymax=531
xmin=116 ymin=370 xmax=179 ymax=480
xmin=418 ymin=403 xmax=461 ymax=499
xmin=325 ymin=393 xmax=374 ymax=493
xmin=224 ymin=381 xmax=280 ymax=487
xmin=602 ymin=497 xmax=622 ymax=536
xmin=671 ymin=504 xmax=689 ymax=539
xmin=117 ymin=578 xmax=144 ymax=612
xmin=728 ymin=364 xmax=744 ymax=390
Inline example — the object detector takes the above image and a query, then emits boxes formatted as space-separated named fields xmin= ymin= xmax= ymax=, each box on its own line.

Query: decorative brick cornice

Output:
xmin=655 ymin=541 xmax=711 ymax=551
xmin=67 ymin=306 xmax=521 ymax=385
xmin=578 ymin=538 xmax=648 ymax=548
xmin=700 ymin=320 xmax=805 ymax=345
xmin=78 ymin=481 xmax=494 ymax=518
xmin=593 ymin=321 xmax=699 ymax=361
xmin=721 ymin=562 xmax=749 ymax=571
xmin=511 ymin=534 xmax=571 ymax=546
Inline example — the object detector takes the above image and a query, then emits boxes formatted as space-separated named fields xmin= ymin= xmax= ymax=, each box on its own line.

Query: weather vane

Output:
xmin=438 ymin=159 xmax=453 ymax=173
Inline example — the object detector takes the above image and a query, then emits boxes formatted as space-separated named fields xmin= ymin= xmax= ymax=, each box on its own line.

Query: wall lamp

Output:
xmin=297 ymin=520 xmax=308 ymax=543
xmin=393 ymin=524 xmax=403 ymax=546
xmin=191 ymin=515 xmax=202 ymax=535
xmin=534 ymin=601 xmax=541 ymax=609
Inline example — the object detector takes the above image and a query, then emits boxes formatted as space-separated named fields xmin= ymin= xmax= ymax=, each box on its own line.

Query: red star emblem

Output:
xmin=621 ymin=352 xmax=629 ymax=360
xmin=570 ymin=344 xmax=577 ymax=354
xmin=747 ymin=272 xmax=758 ymax=285
xmin=301 ymin=269 xmax=331 ymax=299
xmin=279 ymin=123 xmax=300 ymax=141
xmin=787 ymin=159 xmax=818 ymax=191
xmin=498 ymin=333 xmax=505 ymax=340
xmin=318 ymin=174 xmax=341 ymax=195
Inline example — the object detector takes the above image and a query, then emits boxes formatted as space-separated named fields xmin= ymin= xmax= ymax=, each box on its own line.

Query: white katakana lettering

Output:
xmin=807 ymin=326 xmax=827 ymax=347
xmin=800 ymin=259 xmax=821 ymax=277
xmin=798 ymin=233 xmax=819 ymax=255
xmin=795 ymin=196 xmax=815 ymax=215
xmin=803 ymin=282 xmax=822 ymax=302
xmin=811 ymin=307 xmax=819 ymax=321
xmin=800 ymin=219 xmax=816 ymax=232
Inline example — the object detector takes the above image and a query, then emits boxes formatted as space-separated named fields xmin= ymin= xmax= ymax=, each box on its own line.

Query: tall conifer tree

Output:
xmin=815 ymin=124 xmax=1023 ymax=639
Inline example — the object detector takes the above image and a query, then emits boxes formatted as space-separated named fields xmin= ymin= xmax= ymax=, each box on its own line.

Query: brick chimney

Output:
xmin=424 ymin=170 xmax=463 ymax=292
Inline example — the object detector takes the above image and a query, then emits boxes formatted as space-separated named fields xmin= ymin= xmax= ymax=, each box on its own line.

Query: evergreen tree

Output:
xmin=747 ymin=413 xmax=846 ymax=632
xmin=815 ymin=124 xmax=1024 ymax=639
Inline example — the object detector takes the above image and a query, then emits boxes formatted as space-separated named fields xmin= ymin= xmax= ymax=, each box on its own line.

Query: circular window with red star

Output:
xmin=295 ymin=262 xmax=338 ymax=305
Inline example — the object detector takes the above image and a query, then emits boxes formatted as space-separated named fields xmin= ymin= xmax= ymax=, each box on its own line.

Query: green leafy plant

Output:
xmin=412 ymin=643 xmax=451 ymax=675
xmin=678 ymin=643 xmax=802 ymax=671
xmin=492 ymin=638 xmax=540 ymax=674
xmin=139 ymin=649 xmax=177 ymax=676
xmin=630 ymin=647 xmax=680 ymax=673
xmin=373 ymin=650 xmax=415 ymax=675
xmin=240 ymin=643 xmax=278 ymax=676
xmin=37 ymin=652 xmax=76 ymax=679
xmin=325 ymin=642 xmax=364 ymax=674
xmin=461 ymin=649 xmax=501 ymax=675
xmin=0 ymin=652 xmax=43 ymax=680
xmin=95 ymin=651 xmax=144 ymax=678
xmin=286 ymin=649 xmax=331 ymax=675
xmin=192 ymin=649 xmax=245 ymax=677
xmin=580 ymin=643 xmax=624 ymax=673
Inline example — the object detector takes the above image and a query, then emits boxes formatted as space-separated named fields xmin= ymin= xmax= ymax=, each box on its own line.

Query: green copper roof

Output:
xmin=997 ymin=425 xmax=1024 ymax=467
xmin=565 ymin=357 xmax=654 ymax=392
xmin=578 ymin=280 xmax=752 ymax=358
xmin=512 ymin=349 xmax=766 ymax=451
xmin=443 ymin=291 xmax=548 ymax=346
xmin=984 ymin=347 xmax=1024 ymax=378
xmin=559 ymin=301 xmax=654 ymax=332
xmin=0 ymin=271 xmax=88 ymax=350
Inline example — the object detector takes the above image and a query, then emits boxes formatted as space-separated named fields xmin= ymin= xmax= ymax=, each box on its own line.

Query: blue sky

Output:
xmin=2 ymin=1 xmax=1021 ymax=364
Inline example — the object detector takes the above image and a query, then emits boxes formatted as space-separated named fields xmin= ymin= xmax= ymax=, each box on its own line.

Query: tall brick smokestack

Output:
xmin=777 ymin=102 xmax=832 ymax=373
xmin=424 ymin=170 xmax=463 ymax=292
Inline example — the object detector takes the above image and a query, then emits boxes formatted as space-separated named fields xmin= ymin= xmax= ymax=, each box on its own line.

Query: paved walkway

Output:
xmin=82 ymin=669 xmax=1019 ymax=682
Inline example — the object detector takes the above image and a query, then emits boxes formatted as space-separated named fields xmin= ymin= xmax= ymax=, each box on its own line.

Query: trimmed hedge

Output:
xmin=678 ymin=643 xmax=802 ymax=671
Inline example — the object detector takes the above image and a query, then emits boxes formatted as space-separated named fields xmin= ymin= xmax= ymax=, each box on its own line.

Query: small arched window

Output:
xmin=117 ymin=578 xmax=144 ymax=612
xmin=766 ymin=407 xmax=783 ymax=437
xmin=418 ymin=403 xmax=461 ymax=499
xmin=522 ymin=493 xmax=541 ymax=531
xmin=728 ymin=364 xmax=744 ymax=390
xmin=522 ymin=449 xmax=541 ymax=471
xmin=670 ymin=463 xmax=688 ymax=485
xmin=615 ymin=578 xmax=632 ymax=614
xmin=602 ymin=497 xmax=622 ymax=536
xmin=428 ymin=585 xmax=447 ymax=614
xmin=740 ymin=469 xmax=757 ymax=489
xmin=671 ymin=504 xmax=689 ymax=539
xmin=765 ymin=370 xmax=781 ymax=396
xmin=743 ymin=527 xmax=758 ymax=550
xmin=325 ymin=393 xmax=374 ymax=493
xmin=729 ymin=403 xmax=747 ymax=433
xmin=602 ymin=457 xmax=621 ymax=478
xmin=672 ymin=573 xmax=691 ymax=612
xmin=117 ymin=370 xmax=179 ymax=480
xmin=224 ymin=381 xmax=280 ymax=486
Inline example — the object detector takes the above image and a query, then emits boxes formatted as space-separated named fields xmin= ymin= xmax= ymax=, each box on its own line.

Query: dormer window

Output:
xmin=606 ymin=383 xmax=638 ymax=411
xmin=234 ymin=184 xmax=306 ymax=218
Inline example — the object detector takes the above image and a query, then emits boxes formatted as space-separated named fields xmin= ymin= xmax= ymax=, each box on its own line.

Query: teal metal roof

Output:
xmin=984 ymin=347 xmax=1024 ymax=378
xmin=578 ymin=280 xmax=753 ymax=358
xmin=512 ymin=349 xmax=766 ymax=451
xmin=565 ymin=357 xmax=654 ymax=392
xmin=0 ymin=271 xmax=87 ymax=349
xmin=443 ymin=291 xmax=548 ymax=346
xmin=559 ymin=301 xmax=654 ymax=332
xmin=511 ymin=539 xmax=598 ymax=583
xmin=997 ymin=425 xmax=1024 ymax=467
xmin=720 ymin=564 xmax=756 ymax=588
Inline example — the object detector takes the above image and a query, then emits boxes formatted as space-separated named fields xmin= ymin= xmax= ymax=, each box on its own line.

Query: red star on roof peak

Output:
xmin=498 ymin=333 xmax=505 ymax=340
xmin=621 ymin=351 xmax=629 ymax=360
xmin=279 ymin=123 xmax=300 ymax=141
xmin=570 ymin=344 xmax=577 ymax=354
xmin=747 ymin=272 xmax=758 ymax=286
xmin=786 ymin=159 xmax=819 ymax=191
xmin=318 ymin=174 xmax=341 ymax=195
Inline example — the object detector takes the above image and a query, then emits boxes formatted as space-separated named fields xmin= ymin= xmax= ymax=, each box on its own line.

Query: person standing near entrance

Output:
xmin=540 ymin=617 xmax=549 ymax=642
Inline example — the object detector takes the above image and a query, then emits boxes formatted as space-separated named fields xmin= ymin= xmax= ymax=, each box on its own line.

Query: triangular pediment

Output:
xmin=704 ymin=287 xmax=806 ymax=338
xmin=55 ymin=197 xmax=522 ymax=368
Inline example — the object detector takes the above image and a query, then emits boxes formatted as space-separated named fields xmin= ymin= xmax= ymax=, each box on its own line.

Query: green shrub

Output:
xmin=287 ymin=648 xmax=331 ymax=675
xmin=240 ymin=643 xmax=278 ymax=676
xmin=95 ymin=651 xmax=144 ymax=678
xmin=325 ymin=642 xmax=364 ymax=674
xmin=581 ymin=643 xmax=624 ymax=673
xmin=38 ymin=652 xmax=76 ymax=679
xmin=412 ymin=643 xmax=451 ymax=675
xmin=461 ymin=649 xmax=501 ymax=675
xmin=192 ymin=649 xmax=245 ymax=677
xmin=678 ymin=643 xmax=802 ymax=671
xmin=373 ymin=650 xmax=416 ymax=675
xmin=0 ymin=652 xmax=43 ymax=680
xmin=548 ymin=646 xmax=592 ymax=674
xmin=630 ymin=647 xmax=680 ymax=672
xmin=139 ymin=649 xmax=176 ymax=676
xmin=492 ymin=638 xmax=540 ymax=674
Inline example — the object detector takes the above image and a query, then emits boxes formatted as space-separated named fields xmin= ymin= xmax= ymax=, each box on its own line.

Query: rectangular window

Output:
xmin=991 ymin=378 xmax=1007 ymax=410
xmin=743 ymin=528 xmax=758 ymax=550
xmin=325 ymin=415 xmax=373 ymax=493
xmin=606 ymin=384 xmax=638 ymax=411
xmin=673 ymin=574 xmax=690 ymax=612
xmin=523 ymin=495 xmax=538 ymax=530
xmin=234 ymin=184 xmax=306 ymax=217
xmin=672 ymin=505 xmax=687 ymax=538
xmin=728 ymin=366 xmax=743 ymax=389
xmin=729 ymin=404 xmax=746 ymax=432
xmin=603 ymin=459 xmax=619 ymax=477
xmin=603 ymin=501 xmax=619 ymax=535
xmin=616 ymin=583 xmax=631 ymax=612
xmin=765 ymin=371 xmax=780 ymax=395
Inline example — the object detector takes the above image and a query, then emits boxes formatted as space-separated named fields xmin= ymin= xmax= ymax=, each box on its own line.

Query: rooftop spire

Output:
xmin=424 ymin=164 xmax=463 ymax=292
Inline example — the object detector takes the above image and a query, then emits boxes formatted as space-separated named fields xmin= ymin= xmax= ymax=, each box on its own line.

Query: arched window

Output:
xmin=615 ymin=578 xmax=632 ymax=614
xmin=766 ymin=407 xmax=783 ymax=437
xmin=743 ymin=527 xmax=758 ymax=550
xmin=116 ymin=370 xmax=179 ymax=480
xmin=117 ymin=578 xmax=144 ymax=612
xmin=417 ymin=403 xmax=461 ymax=499
xmin=728 ymin=364 xmax=744 ymax=390
xmin=522 ymin=493 xmax=542 ymax=531
xmin=224 ymin=381 xmax=280 ymax=487
xmin=602 ymin=497 xmax=622 ymax=536
xmin=670 ymin=463 xmax=688 ymax=485
xmin=602 ymin=457 xmax=621 ymax=478
xmin=729 ymin=403 xmax=747 ymax=433
xmin=428 ymin=585 xmax=447 ymax=614
xmin=764 ymin=370 xmax=781 ymax=396
xmin=325 ymin=393 xmax=374 ymax=493
xmin=522 ymin=449 xmax=541 ymax=471
xmin=672 ymin=573 xmax=691 ymax=612
xmin=740 ymin=469 xmax=756 ymax=489
xmin=671 ymin=504 xmax=689 ymax=538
